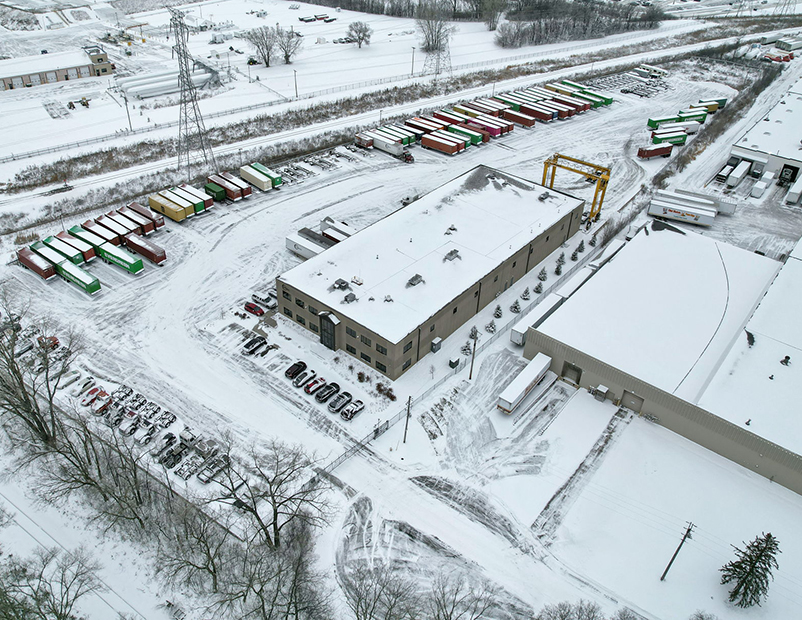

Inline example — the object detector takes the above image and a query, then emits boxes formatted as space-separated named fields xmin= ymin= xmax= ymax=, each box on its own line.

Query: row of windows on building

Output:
xmin=282 ymin=293 xmax=411 ymax=374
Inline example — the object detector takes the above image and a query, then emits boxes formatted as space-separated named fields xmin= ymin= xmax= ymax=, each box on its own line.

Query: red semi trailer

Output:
xmin=208 ymin=174 xmax=243 ymax=201
xmin=17 ymin=247 xmax=56 ymax=280
xmin=421 ymin=134 xmax=460 ymax=155
xmin=56 ymin=231 xmax=96 ymax=262
xmin=124 ymin=233 xmax=167 ymax=266
xmin=127 ymin=202 xmax=165 ymax=229
xmin=118 ymin=206 xmax=156 ymax=235
xmin=82 ymin=220 xmax=120 ymax=246
xmin=637 ymin=144 xmax=674 ymax=159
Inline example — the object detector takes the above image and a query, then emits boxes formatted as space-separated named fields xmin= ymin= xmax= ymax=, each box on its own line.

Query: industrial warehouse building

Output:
xmin=278 ymin=165 xmax=585 ymax=380
xmin=0 ymin=46 xmax=113 ymax=91
xmin=729 ymin=75 xmax=802 ymax=182
xmin=522 ymin=222 xmax=802 ymax=495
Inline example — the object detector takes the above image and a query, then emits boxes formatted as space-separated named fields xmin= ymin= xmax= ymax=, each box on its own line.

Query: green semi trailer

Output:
xmin=30 ymin=241 xmax=101 ymax=295
xmin=250 ymin=162 xmax=283 ymax=188
xmin=68 ymin=226 xmax=144 ymax=275
xmin=43 ymin=235 xmax=83 ymax=265
xmin=204 ymin=182 xmax=226 ymax=202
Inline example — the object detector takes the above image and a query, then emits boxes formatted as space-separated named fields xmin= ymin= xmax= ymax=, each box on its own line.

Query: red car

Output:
xmin=37 ymin=335 xmax=60 ymax=350
xmin=304 ymin=376 xmax=326 ymax=394
xmin=244 ymin=302 xmax=264 ymax=316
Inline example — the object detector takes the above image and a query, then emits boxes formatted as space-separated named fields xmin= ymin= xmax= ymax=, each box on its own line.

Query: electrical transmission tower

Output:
xmin=169 ymin=7 xmax=216 ymax=177
xmin=422 ymin=38 xmax=452 ymax=79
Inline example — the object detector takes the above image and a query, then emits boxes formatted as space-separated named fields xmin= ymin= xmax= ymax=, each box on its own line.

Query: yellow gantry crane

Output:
xmin=542 ymin=154 xmax=610 ymax=222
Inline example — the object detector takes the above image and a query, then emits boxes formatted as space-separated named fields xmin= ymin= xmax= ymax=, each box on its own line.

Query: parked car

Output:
xmin=156 ymin=411 xmax=177 ymax=428
xmin=150 ymin=432 xmax=177 ymax=457
xmin=104 ymin=410 xmax=125 ymax=428
xmin=37 ymin=335 xmax=59 ymax=351
xmin=244 ymin=302 xmax=264 ymax=317
xmin=293 ymin=369 xmax=315 ymax=388
xmin=141 ymin=402 xmax=161 ymax=420
xmin=243 ymin=336 xmax=267 ymax=355
xmin=340 ymin=399 xmax=365 ymax=421
xmin=81 ymin=385 xmax=104 ymax=407
xmin=14 ymin=340 xmax=34 ymax=357
xmin=177 ymin=454 xmax=205 ymax=480
xmin=119 ymin=418 xmax=139 ymax=436
xmin=70 ymin=376 xmax=95 ymax=397
xmin=328 ymin=391 xmax=353 ymax=413
xmin=304 ymin=376 xmax=326 ymax=394
xmin=285 ymin=360 xmax=307 ymax=379
xmin=315 ymin=382 xmax=340 ymax=403
xmin=92 ymin=391 xmax=112 ymax=414
xmin=112 ymin=385 xmax=133 ymax=400
xmin=197 ymin=454 xmax=230 ymax=484
xmin=135 ymin=421 xmax=157 ymax=445
xmin=252 ymin=294 xmax=277 ymax=310
xmin=128 ymin=393 xmax=147 ymax=410
xmin=60 ymin=369 xmax=81 ymax=388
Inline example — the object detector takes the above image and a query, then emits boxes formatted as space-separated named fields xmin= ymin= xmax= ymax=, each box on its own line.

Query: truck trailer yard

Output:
xmin=1 ymin=2 xmax=802 ymax=618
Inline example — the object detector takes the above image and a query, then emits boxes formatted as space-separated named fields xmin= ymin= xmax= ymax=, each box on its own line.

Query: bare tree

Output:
xmin=415 ymin=0 xmax=456 ymax=52
xmin=213 ymin=440 xmax=328 ymax=548
xmin=347 ymin=21 xmax=374 ymax=48
xmin=343 ymin=562 xmax=420 ymax=620
xmin=243 ymin=26 xmax=278 ymax=67
xmin=156 ymin=499 xmax=236 ymax=593
xmin=482 ymin=0 xmax=506 ymax=30
xmin=275 ymin=26 xmax=304 ymax=64
xmin=0 ymin=298 xmax=81 ymax=447
xmin=427 ymin=571 xmax=500 ymax=620
xmin=0 ymin=547 xmax=104 ymax=620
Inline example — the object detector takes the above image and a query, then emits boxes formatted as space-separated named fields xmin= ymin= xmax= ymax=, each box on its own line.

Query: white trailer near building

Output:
xmin=726 ymin=160 xmax=752 ymax=188
xmin=286 ymin=233 xmax=327 ymax=260
xmin=648 ymin=200 xmax=716 ymax=227
xmin=240 ymin=165 xmax=273 ymax=191
xmin=655 ymin=190 xmax=717 ymax=212
xmin=497 ymin=353 xmax=553 ymax=414
xmin=785 ymin=176 xmax=802 ymax=204
xmin=674 ymin=189 xmax=737 ymax=215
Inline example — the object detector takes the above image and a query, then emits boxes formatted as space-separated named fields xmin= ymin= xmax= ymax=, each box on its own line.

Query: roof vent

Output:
xmin=444 ymin=224 xmax=457 ymax=235
xmin=384 ymin=295 xmax=393 ymax=303
xmin=334 ymin=278 xmax=349 ymax=290
xmin=538 ymin=192 xmax=550 ymax=202
xmin=443 ymin=249 xmax=461 ymax=262
xmin=351 ymin=276 xmax=363 ymax=286
xmin=406 ymin=274 xmax=424 ymax=287
xmin=343 ymin=292 xmax=356 ymax=303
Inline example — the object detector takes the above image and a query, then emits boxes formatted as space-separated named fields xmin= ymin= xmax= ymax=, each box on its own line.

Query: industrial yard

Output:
xmin=2 ymin=1 xmax=802 ymax=619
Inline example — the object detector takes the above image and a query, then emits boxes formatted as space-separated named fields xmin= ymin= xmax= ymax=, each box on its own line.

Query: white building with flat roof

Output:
xmin=0 ymin=46 xmax=113 ymax=90
xmin=278 ymin=165 xmax=585 ymax=379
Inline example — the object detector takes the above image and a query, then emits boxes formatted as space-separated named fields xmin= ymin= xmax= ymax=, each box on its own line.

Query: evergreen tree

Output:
xmin=555 ymin=263 xmax=562 ymax=276
xmin=577 ymin=240 xmax=585 ymax=253
xmin=510 ymin=299 xmax=521 ymax=313
xmin=493 ymin=304 xmax=503 ymax=318
xmin=534 ymin=281 xmax=543 ymax=294
xmin=589 ymin=232 xmax=597 ymax=247
xmin=538 ymin=267 xmax=548 ymax=282
xmin=461 ymin=341 xmax=472 ymax=356
xmin=557 ymin=252 xmax=566 ymax=266
xmin=521 ymin=287 xmax=530 ymax=300
xmin=571 ymin=250 xmax=579 ymax=262
xmin=485 ymin=319 xmax=496 ymax=333
xmin=469 ymin=325 xmax=479 ymax=341
xmin=720 ymin=532 xmax=781 ymax=608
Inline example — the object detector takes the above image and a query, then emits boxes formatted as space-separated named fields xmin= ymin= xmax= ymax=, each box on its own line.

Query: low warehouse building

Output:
xmin=278 ymin=165 xmax=585 ymax=380
xmin=729 ymin=75 xmax=802 ymax=182
xmin=521 ymin=222 xmax=802 ymax=495
xmin=0 ymin=46 xmax=113 ymax=90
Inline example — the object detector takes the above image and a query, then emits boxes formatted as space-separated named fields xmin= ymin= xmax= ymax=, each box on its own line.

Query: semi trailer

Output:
xmin=637 ymin=144 xmax=673 ymax=159
xmin=17 ymin=247 xmax=56 ymax=281
xmin=207 ymin=175 xmax=243 ymax=201
xmin=127 ymin=202 xmax=164 ymax=229
xmin=117 ymin=206 xmax=156 ymax=235
xmin=159 ymin=190 xmax=195 ymax=218
xmin=203 ymin=183 xmax=226 ymax=202
xmin=82 ymin=219 xmax=120 ymax=245
xmin=239 ymin=165 xmax=274 ymax=191
xmin=249 ymin=163 xmax=283 ymax=188
xmin=497 ymin=353 xmax=553 ymax=414
xmin=148 ymin=194 xmax=187 ymax=222
xmin=179 ymin=184 xmax=215 ymax=208
xmin=219 ymin=172 xmax=253 ymax=198
xmin=169 ymin=186 xmax=206 ymax=213
xmin=124 ymin=233 xmax=166 ymax=266
xmin=56 ymin=231 xmax=96 ymax=262
xmin=648 ymin=201 xmax=715 ymax=226
xmin=30 ymin=242 xmax=100 ymax=294
xmin=43 ymin=236 xmax=83 ymax=265
xmin=652 ymin=131 xmax=688 ymax=145
xmin=726 ymin=160 xmax=752 ymax=188
xmin=421 ymin=134 xmax=460 ymax=155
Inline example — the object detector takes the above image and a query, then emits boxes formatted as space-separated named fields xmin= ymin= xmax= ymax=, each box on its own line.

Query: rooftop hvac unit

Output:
xmin=334 ymin=278 xmax=349 ymax=290
xmin=444 ymin=249 xmax=461 ymax=262
xmin=343 ymin=292 xmax=356 ymax=303
xmin=538 ymin=192 xmax=551 ymax=201
xmin=407 ymin=274 xmax=424 ymax=287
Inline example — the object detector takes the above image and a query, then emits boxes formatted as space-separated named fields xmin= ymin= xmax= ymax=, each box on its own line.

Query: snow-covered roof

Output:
xmin=699 ymin=238 xmax=802 ymax=455
xmin=733 ymin=76 xmax=802 ymax=163
xmin=0 ymin=50 xmax=92 ymax=78
xmin=280 ymin=166 xmax=584 ymax=343
xmin=537 ymin=223 xmax=780 ymax=401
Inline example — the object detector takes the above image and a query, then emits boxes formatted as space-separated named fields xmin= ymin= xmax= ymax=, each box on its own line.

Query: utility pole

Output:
xmin=410 ymin=46 xmax=415 ymax=77
xmin=468 ymin=338 xmax=477 ymax=380
xmin=122 ymin=92 xmax=133 ymax=132
xmin=293 ymin=70 xmax=298 ymax=98
xmin=661 ymin=522 xmax=695 ymax=581
xmin=402 ymin=396 xmax=412 ymax=444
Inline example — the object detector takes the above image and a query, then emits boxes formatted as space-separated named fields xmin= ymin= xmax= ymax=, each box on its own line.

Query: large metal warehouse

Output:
xmin=521 ymin=222 xmax=802 ymax=495
xmin=277 ymin=165 xmax=585 ymax=380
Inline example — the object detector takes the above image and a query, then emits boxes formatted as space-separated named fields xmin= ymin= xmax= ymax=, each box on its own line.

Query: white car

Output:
xmin=71 ymin=377 xmax=95 ymax=397
xmin=59 ymin=369 xmax=81 ymax=388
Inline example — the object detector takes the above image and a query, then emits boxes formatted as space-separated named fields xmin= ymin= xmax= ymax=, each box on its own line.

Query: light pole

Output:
xmin=247 ymin=62 xmax=251 ymax=83
xmin=293 ymin=69 xmax=298 ymax=98
xmin=410 ymin=46 xmax=415 ymax=77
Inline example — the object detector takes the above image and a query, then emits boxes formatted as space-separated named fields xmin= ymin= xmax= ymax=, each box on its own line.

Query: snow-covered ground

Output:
xmin=2 ymin=1 xmax=802 ymax=617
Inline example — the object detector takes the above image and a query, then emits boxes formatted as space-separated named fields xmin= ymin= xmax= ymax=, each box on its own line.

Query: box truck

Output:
xmin=785 ymin=176 xmax=802 ymax=204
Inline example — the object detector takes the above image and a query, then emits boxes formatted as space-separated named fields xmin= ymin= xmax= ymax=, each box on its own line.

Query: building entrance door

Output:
xmin=562 ymin=361 xmax=582 ymax=385
xmin=319 ymin=313 xmax=337 ymax=351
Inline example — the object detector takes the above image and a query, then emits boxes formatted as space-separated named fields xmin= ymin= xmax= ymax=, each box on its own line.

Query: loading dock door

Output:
xmin=562 ymin=361 xmax=582 ymax=385
xmin=29 ymin=73 xmax=41 ymax=85
xmin=12 ymin=76 xmax=24 ymax=88
xmin=621 ymin=391 xmax=644 ymax=413
xmin=46 ymin=72 xmax=57 ymax=83
xmin=67 ymin=67 xmax=78 ymax=79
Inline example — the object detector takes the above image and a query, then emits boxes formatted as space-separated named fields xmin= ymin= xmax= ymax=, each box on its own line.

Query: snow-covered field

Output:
xmin=1 ymin=0 xmax=802 ymax=618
